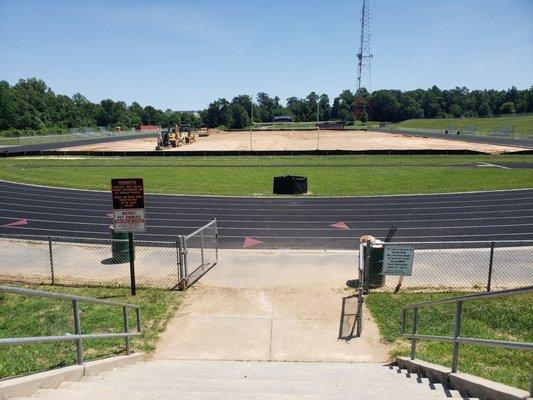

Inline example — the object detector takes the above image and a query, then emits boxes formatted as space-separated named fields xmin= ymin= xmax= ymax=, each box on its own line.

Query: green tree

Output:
xmin=499 ymin=102 xmax=516 ymax=114
xmin=477 ymin=102 xmax=492 ymax=117
xmin=360 ymin=111 xmax=368 ymax=124
xmin=230 ymin=104 xmax=249 ymax=129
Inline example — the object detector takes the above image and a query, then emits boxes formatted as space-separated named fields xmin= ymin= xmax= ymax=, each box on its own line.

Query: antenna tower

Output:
xmin=355 ymin=0 xmax=372 ymax=120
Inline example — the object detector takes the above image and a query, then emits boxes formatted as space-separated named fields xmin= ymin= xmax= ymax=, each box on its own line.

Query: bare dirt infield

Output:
xmin=59 ymin=129 xmax=527 ymax=154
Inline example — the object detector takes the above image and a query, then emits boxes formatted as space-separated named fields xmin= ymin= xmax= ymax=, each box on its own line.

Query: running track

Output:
xmin=0 ymin=180 xmax=532 ymax=249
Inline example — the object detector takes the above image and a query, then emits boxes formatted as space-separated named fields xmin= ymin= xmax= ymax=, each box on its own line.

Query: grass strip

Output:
xmin=0 ymin=155 xmax=532 ymax=196
xmin=0 ymin=285 xmax=182 ymax=379
xmin=366 ymin=291 xmax=533 ymax=391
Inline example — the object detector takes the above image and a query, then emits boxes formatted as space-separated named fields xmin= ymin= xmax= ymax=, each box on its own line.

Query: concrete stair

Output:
xmin=10 ymin=360 xmax=482 ymax=400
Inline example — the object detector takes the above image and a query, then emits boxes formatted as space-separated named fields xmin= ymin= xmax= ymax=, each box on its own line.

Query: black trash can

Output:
xmin=273 ymin=176 xmax=308 ymax=195
xmin=363 ymin=243 xmax=386 ymax=289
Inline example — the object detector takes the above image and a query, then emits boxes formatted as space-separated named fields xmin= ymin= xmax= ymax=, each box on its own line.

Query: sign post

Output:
xmin=111 ymin=179 xmax=146 ymax=295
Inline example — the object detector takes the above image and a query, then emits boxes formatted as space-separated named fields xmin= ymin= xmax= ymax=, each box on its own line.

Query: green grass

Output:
xmin=0 ymin=155 xmax=532 ymax=196
xmin=0 ymin=285 xmax=182 ymax=379
xmin=397 ymin=115 xmax=533 ymax=138
xmin=366 ymin=292 xmax=533 ymax=391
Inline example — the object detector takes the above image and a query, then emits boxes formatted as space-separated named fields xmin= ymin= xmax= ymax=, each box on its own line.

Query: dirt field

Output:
xmin=59 ymin=129 xmax=528 ymax=154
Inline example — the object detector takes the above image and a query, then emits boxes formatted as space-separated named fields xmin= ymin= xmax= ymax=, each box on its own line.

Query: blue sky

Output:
xmin=1 ymin=0 xmax=532 ymax=110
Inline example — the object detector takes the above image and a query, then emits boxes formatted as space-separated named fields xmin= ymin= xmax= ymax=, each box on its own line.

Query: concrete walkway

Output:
xmin=154 ymin=249 xmax=389 ymax=362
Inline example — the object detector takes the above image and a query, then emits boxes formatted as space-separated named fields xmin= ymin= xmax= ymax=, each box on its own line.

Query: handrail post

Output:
xmin=123 ymin=307 xmax=130 ymax=355
xmin=411 ymin=307 xmax=418 ymax=360
xmin=136 ymin=308 xmax=142 ymax=333
xmin=452 ymin=301 xmax=463 ymax=373
xmin=487 ymin=241 xmax=495 ymax=292
xmin=72 ymin=300 xmax=83 ymax=365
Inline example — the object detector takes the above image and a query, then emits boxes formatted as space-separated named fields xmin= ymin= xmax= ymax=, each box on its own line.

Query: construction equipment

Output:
xmin=198 ymin=127 xmax=210 ymax=137
xmin=156 ymin=124 xmax=196 ymax=150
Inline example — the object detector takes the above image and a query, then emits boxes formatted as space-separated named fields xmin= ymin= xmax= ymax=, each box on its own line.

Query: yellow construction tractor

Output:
xmin=156 ymin=124 xmax=196 ymax=150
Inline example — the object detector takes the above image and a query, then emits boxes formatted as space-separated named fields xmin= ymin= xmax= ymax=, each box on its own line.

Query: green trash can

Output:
xmin=363 ymin=242 xmax=386 ymax=289
xmin=110 ymin=227 xmax=132 ymax=263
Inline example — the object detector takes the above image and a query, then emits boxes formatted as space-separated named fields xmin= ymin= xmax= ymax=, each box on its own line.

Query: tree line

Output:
xmin=1 ymin=78 xmax=532 ymax=135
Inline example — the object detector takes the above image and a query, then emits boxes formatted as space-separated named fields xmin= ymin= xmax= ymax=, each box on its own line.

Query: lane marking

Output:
xmin=1 ymin=185 xmax=532 ymax=207
xmin=1 ymin=226 xmax=532 ymax=241
xmin=1 ymin=193 xmax=531 ymax=213
xmin=0 ymin=201 xmax=531 ymax=221
xmin=330 ymin=221 xmax=350 ymax=230
xmin=1 ymin=207 xmax=532 ymax=227
xmin=480 ymin=162 xmax=512 ymax=170
xmin=1 ymin=218 xmax=28 ymax=227
xmin=0 ymin=215 xmax=532 ymax=232
xmin=243 ymin=237 xmax=263 ymax=248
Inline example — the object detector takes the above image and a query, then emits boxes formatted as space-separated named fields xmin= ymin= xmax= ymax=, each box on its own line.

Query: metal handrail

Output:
xmin=0 ymin=285 xmax=142 ymax=364
xmin=401 ymin=286 xmax=533 ymax=374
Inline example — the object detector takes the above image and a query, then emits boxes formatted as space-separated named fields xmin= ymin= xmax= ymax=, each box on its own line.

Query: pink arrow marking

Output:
xmin=3 ymin=218 xmax=28 ymax=227
xmin=330 ymin=221 xmax=349 ymax=230
xmin=243 ymin=236 xmax=263 ymax=248
xmin=106 ymin=213 xmax=114 ymax=218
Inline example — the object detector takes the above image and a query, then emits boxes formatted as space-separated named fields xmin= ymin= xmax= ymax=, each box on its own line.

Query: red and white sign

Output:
xmin=113 ymin=209 xmax=146 ymax=233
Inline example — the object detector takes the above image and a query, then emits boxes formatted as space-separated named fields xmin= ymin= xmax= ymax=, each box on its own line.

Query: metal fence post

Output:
xmin=178 ymin=236 xmax=187 ymax=290
xmin=452 ymin=301 xmax=463 ymax=373
xmin=123 ymin=307 xmax=130 ymax=355
xmin=200 ymin=230 xmax=205 ymax=266
xmin=48 ymin=238 xmax=55 ymax=285
xmin=72 ymin=300 xmax=83 ymax=364
xmin=214 ymin=219 xmax=219 ymax=262
xmin=363 ymin=242 xmax=371 ymax=293
xmin=410 ymin=307 xmax=418 ymax=360
xmin=176 ymin=239 xmax=182 ymax=284
xmin=182 ymin=236 xmax=188 ymax=278
xmin=487 ymin=241 xmax=495 ymax=292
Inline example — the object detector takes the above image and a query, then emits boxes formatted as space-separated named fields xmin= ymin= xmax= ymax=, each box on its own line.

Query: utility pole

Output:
xmin=250 ymin=94 xmax=253 ymax=151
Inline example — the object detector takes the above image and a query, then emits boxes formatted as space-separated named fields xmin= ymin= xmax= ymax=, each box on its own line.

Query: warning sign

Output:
xmin=113 ymin=209 xmax=146 ymax=233
xmin=111 ymin=179 xmax=146 ymax=232
xmin=382 ymin=245 xmax=414 ymax=276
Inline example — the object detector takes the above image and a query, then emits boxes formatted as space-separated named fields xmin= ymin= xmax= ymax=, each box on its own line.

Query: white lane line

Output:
xmin=1 ymin=184 xmax=532 ymax=207
xmin=0 ymin=200 xmax=531 ymax=218
xmin=1 ymin=226 xmax=532 ymax=240
xmin=2 ymin=216 xmax=533 ymax=232
xmin=1 ymin=178 xmax=531 ymax=199
xmin=1 ymin=207 xmax=531 ymax=225
xmin=480 ymin=162 xmax=512 ymax=170
xmin=1 ymin=193 xmax=532 ymax=212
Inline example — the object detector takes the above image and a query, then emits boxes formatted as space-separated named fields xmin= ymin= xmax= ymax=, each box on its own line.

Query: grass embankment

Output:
xmin=366 ymin=292 xmax=533 ymax=391
xmin=397 ymin=115 xmax=533 ymax=137
xmin=0 ymin=155 xmax=532 ymax=196
xmin=0 ymin=285 xmax=182 ymax=379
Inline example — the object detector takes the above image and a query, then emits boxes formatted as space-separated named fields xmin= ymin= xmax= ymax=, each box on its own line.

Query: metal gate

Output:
xmin=178 ymin=219 xmax=219 ymax=290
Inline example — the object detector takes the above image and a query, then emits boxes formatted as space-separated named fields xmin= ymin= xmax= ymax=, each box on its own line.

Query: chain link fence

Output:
xmin=0 ymin=220 xmax=218 ymax=290
xmin=364 ymin=240 xmax=533 ymax=292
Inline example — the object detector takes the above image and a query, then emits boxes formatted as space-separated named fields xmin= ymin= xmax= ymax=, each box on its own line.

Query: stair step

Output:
xmin=30 ymin=387 xmax=446 ymax=400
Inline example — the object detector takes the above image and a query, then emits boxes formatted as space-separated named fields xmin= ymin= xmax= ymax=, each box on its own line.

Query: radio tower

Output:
xmin=355 ymin=0 xmax=372 ymax=120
